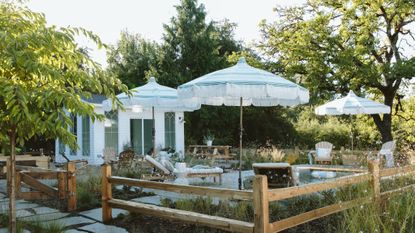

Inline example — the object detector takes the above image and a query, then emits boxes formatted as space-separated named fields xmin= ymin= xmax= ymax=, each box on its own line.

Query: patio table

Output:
xmin=188 ymin=145 xmax=232 ymax=160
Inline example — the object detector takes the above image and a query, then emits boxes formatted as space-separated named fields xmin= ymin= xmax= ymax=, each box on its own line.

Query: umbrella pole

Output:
xmin=350 ymin=115 xmax=354 ymax=154
xmin=152 ymin=106 xmax=156 ymax=157
xmin=239 ymin=97 xmax=243 ymax=190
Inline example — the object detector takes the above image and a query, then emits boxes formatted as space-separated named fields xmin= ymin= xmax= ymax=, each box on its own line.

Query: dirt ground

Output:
xmin=111 ymin=212 xmax=228 ymax=233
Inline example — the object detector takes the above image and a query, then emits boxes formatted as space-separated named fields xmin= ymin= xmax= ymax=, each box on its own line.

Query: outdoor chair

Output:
xmin=103 ymin=148 xmax=118 ymax=169
xmin=377 ymin=141 xmax=396 ymax=168
xmin=144 ymin=155 xmax=223 ymax=183
xmin=117 ymin=149 xmax=136 ymax=172
xmin=308 ymin=141 xmax=334 ymax=165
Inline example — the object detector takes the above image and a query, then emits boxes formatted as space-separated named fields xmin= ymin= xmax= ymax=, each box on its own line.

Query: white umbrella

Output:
xmin=103 ymin=77 xmax=200 ymax=156
xmin=315 ymin=90 xmax=390 ymax=151
xmin=178 ymin=57 xmax=309 ymax=189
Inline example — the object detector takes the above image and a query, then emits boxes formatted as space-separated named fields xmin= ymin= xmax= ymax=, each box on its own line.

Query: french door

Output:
xmin=130 ymin=119 xmax=153 ymax=155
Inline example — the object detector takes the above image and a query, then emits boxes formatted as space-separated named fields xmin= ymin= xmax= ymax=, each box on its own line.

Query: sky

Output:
xmin=27 ymin=0 xmax=306 ymax=67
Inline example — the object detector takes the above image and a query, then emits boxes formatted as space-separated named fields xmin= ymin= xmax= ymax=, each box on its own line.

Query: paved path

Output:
xmin=0 ymin=183 xmax=129 ymax=233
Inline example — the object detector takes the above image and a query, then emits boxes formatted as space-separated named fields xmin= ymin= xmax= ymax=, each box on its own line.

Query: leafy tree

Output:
xmin=0 ymin=3 xmax=127 ymax=231
xmin=393 ymin=97 xmax=415 ymax=149
xmin=158 ymin=0 xmax=241 ymax=87
xmin=260 ymin=0 xmax=415 ymax=142
xmin=157 ymin=0 xmax=245 ymax=145
xmin=107 ymin=31 xmax=160 ymax=88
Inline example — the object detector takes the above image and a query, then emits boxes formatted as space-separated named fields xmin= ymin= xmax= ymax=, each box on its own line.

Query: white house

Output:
xmin=55 ymin=77 xmax=198 ymax=165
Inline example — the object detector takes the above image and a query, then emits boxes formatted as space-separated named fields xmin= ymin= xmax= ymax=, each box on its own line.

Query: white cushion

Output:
xmin=159 ymin=157 xmax=175 ymax=172
xmin=145 ymin=155 xmax=170 ymax=174
xmin=252 ymin=163 xmax=290 ymax=168
xmin=316 ymin=148 xmax=331 ymax=160
xmin=379 ymin=149 xmax=392 ymax=155
xmin=187 ymin=165 xmax=223 ymax=174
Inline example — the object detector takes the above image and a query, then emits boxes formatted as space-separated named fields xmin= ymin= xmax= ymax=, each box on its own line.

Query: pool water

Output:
xmin=297 ymin=169 xmax=352 ymax=185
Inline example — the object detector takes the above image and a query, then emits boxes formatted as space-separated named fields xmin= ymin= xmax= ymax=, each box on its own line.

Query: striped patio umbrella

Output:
xmin=315 ymin=90 xmax=390 ymax=152
xmin=178 ymin=57 xmax=309 ymax=190
xmin=103 ymin=77 xmax=200 ymax=156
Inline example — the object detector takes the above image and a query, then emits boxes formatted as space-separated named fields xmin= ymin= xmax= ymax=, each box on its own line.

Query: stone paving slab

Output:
xmin=79 ymin=222 xmax=129 ymax=233
xmin=20 ymin=212 xmax=70 ymax=222
xmin=64 ymin=230 xmax=87 ymax=233
xmin=0 ymin=202 xmax=39 ymax=213
xmin=51 ymin=216 xmax=96 ymax=227
xmin=79 ymin=207 xmax=129 ymax=222
xmin=0 ymin=228 xmax=30 ymax=233
xmin=16 ymin=209 xmax=34 ymax=218
xmin=16 ymin=202 xmax=39 ymax=210
xmin=32 ymin=206 xmax=59 ymax=215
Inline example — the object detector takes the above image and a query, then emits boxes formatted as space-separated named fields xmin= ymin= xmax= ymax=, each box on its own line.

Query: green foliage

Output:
xmin=107 ymin=31 xmax=160 ymax=89
xmin=260 ymin=0 xmax=415 ymax=142
xmin=295 ymin=108 xmax=350 ymax=149
xmin=0 ymin=2 xmax=128 ymax=149
xmin=393 ymin=97 xmax=415 ymax=149
xmin=0 ymin=214 xmax=65 ymax=233
xmin=28 ymin=220 xmax=65 ymax=233
xmin=76 ymin=175 xmax=102 ymax=211
xmin=158 ymin=0 xmax=241 ymax=87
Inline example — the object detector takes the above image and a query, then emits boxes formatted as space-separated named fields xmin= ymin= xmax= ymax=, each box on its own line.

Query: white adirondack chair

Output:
xmin=378 ymin=141 xmax=396 ymax=168
xmin=309 ymin=141 xmax=334 ymax=164
xmin=103 ymin=147 xmax=117 ymax=163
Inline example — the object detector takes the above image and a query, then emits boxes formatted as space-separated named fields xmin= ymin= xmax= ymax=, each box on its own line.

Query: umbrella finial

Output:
xmin=348 ymin=90 xmax=356 ymax=96
xmin=237 ymin=57 xmax=247 ymax=64
xmin=148 ymin=77 xmax=156 ymax=83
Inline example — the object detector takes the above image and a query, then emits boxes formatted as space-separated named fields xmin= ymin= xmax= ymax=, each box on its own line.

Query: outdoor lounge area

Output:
xmin=2 ymin=1 xmax=415 ymax=233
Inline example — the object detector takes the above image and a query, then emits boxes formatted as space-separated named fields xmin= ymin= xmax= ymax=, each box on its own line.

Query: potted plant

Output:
xmin=203 ymin=131 xmax=215 ymax=146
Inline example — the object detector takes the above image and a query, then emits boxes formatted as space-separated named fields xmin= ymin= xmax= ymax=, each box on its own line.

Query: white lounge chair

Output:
xmin=378 ymin=141 xmax=396 ymax=168
xmin=144 ymin=155 xmax=223 ymax=183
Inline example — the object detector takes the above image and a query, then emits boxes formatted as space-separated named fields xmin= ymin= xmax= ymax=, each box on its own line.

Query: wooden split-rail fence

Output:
xmin=101 ymin=160 xmax=415 ymax=233
xmin=6 ymin=158 xmax=79 ymax=211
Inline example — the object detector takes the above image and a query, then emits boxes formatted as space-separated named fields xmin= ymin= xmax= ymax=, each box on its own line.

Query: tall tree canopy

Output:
xmin=260 ymin=0 xmax=415 ymax=142
xmin=157 ymin=0 xmax=245 ymax=145
xmin=105 ymin=0 xmax=299 ymax=147
xmin=158 ymin=0 xmax=242 ymax=87
xmin=0 ymin=2 xmax=127 ymax=231
xmin=106 ymin=31 xmax=160 ymax=88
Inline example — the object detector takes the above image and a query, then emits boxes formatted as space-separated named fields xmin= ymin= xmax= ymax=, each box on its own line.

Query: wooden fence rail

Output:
xmin=101 ymin=164 xmax=255 ymax=233
xmin=7 ymin=158 xmax=77 ymax=211
xmin=102 ymin=160 xmax=415 ymax=233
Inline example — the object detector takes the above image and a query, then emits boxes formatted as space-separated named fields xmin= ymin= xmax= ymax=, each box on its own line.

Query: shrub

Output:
xmin=76 ymin=174 xmax=102 ymax=211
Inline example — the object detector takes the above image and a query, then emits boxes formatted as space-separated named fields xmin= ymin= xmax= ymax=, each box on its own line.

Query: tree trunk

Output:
xmin=372 ymin=114 xmax=393 ymax=143
xmin=372 ymin=90 xmax=394 ymax=143
xmin=8 ymin=128 xmax=16 ymax=233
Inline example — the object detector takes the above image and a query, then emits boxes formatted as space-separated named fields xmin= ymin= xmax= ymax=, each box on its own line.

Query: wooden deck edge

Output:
xmin=108 ymin=198 xmax=254 ymax=233
xmin=108 ymin=176 xmax=253 ymax=200
xmin=270 ymin=196 xmax=371 ymax=232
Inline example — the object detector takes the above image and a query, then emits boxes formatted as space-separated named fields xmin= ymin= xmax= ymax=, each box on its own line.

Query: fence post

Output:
xmin=57 ymin=171 xmax=66 ymax=199
xmin=66 ymin=162 xmax=77 ymax=211
xmin=102 ymin=163 xmax=112 ymax=223
xmin=253 ymin=175 xmax=270 ymax=233
xmin=15 ymin=171 xmax=21 ymax=199
xmin=368 ymin=159 xmax=380 ymax=202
